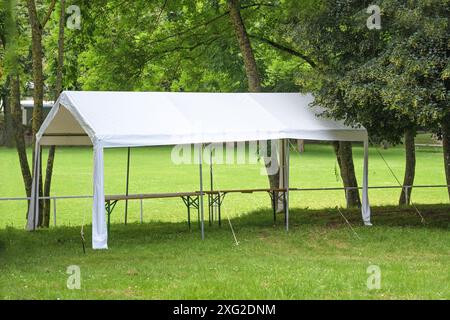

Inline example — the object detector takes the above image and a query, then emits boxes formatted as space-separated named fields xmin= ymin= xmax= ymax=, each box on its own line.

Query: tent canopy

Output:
xmin=38 ymin=91 xmax=367 ymax=147
xmin=28 ymin=91 xmax=371 ymax=250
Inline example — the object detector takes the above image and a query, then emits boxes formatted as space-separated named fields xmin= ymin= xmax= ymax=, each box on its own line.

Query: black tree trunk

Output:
xmin=333 ymin=141 xmax=361 ymax=208
xmin=399 ymin=128 xmax=416 ymax=205
xmin=442 ymin=116 xmax=450 ymax=201
xmin=2 ymin=82 xmax=15 ymax=147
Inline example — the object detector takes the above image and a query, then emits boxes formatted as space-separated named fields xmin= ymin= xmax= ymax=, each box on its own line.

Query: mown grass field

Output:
xmin=1 ymin=142 xmax=449 ymax=299
xmin=0 ymin=142 xmax=448 ymax=227
xmin=1 ymin=206 xmax=450 ymax=299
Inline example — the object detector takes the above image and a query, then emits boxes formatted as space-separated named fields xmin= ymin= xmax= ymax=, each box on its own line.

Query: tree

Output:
xmin=66 ymin=0 xmax=444 ymax=211
xmin=314 ymin=0 xmax=448 ymax=205
xmin=399 ymin=128 xmax=416 ymax=205
xmin=42 ymin=0 xmax=65 ymax=227
xmin=26 ymin=0 xmax=57 ymax=227
xmin=227 ymin=0 xmax=261 ymax=92
xmin=227 ymin=0 xmax=280 ymax=205
xmin=73 ymin=0 xmax=295 ymax=208
xmin=305 ymin=0 xmax=449 ymax=203
xmin=274 ymin=0 xmax=368 ymax=207
xmin=0 ymin=4 xmax=14 ymax=147
xmin=333 ymin=141 xmax=361 ymax=207
xmin=2 ymin=0 xmax=32 ymax=199
xmin=378 ymin=0 xmax=449 ymax=200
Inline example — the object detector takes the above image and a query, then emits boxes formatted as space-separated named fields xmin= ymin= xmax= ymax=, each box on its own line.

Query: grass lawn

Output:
xmin=0 ymin=143 xmax=448 ymax=227
xmin=1 ymin=205 xmax=450 ymax=299
xmin=1 ymin=143 xmax=449 ymax=299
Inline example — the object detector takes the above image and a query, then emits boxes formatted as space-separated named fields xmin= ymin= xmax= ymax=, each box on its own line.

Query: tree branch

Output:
xmin=143 ymin=2 xmax=275 ymax=48
xmin=249 ymin=34 xmax=316 ymax=68
xmin=149 ymin=36 xmax=223 ymax=60
xmin=41 ymin=0 xmax=57 ymax=28
xmin=0 ymin=33 xmax=6 ymax=50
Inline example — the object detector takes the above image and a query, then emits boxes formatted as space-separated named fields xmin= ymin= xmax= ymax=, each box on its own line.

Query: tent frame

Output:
xmin=26 ymin=92 xmax=372 ymax=250
xmin=119 ymin=140 xmax=292 ymax=234
xmin=27 ymin=137 xmax=370 ymax=249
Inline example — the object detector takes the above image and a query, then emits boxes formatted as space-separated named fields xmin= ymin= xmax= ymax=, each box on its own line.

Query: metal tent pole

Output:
xmin=362 ymin=138 xmax=372 ymax=225
xmin=209 ymin=145 xmax=214 ymax=222
xmin=124 ymin=147 xmax=130 ymax=225
xmin=210 ymin=145 xmax=213 ymax=192
xmin=285 ymin=139 xmax=290 ymax=232
xmin=199 ymin=144 xmax=205 ymax=240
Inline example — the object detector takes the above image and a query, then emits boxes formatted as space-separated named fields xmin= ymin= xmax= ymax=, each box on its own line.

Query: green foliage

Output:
xmin=300 ymin=0 xmax=449 ymax=143
xmin=49 ymin=0 xmax=315 ymax=93
xmin=0 ymin=0 xmax=29 ymax=86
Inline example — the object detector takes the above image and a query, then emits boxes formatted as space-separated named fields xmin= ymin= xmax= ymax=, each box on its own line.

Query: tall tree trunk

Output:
xmin=42 ymin=0 xmax=65 ymax=228
xmin=227 ymin=0 xmax=262 ymax=92
xmin=4 ymin=0 xmax=32 ymax=211
xmin=444 ymin=49 xmax=450 ymax=201
xmin=27 ymin=0 xmax=45 ymax=221
xmin=27 ymin=0 xmax=44 ymax=144
xmin=0 ymin=34 xmax=12 ymax=147
xmin=10 ymin=75 xmax=32 ymax=199
xmin=227 ymin=0 xmax=280 ymax=208
xmin=333 ymin=141 xmax=361 ymax=208
xmin=2 ymin=83 xmax=15 ymax=147
xmin=442 ymin=115 xmax=450 ymax=201
xmin=42 ymin=146 xmax=54 ymax=227
xmin=26 ymin=0 xmax=56 ymax=227
xmin=399 ymin=128 xmax=416 ymax=205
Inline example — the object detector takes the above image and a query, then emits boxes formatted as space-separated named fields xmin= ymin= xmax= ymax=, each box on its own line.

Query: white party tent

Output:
xmin=27 ymin=91 xmax=371 ymax=249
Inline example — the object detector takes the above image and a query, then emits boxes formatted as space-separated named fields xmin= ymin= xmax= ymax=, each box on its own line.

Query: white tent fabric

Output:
xmin=27 ymin=91 xmax=371 ymax=249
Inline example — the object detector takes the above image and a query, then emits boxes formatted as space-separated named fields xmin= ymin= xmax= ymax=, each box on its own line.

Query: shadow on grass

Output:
xmin=230 ymin=203 xmax=450 ymax=229
xmin=1 ymin=204 xmax=449 ymax=251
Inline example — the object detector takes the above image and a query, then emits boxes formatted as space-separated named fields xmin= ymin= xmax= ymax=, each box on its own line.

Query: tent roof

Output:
xmin=38 ymin=91 xmax=367 ymax=147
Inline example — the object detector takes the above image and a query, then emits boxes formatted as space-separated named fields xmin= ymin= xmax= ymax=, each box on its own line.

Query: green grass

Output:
xmin=415 ymin=133 xmax=440 ymax=145
xmin=1 ymin=205 xmax=450 ymax=299
xmin=1 ymin=143 xmax=449 ymax=299
xmin=0 ymin=143 xmax=448 ymax=228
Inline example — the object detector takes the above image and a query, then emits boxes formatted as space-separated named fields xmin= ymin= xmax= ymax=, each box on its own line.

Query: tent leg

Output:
xmin=208 ymin=194 xmax=212 ymax=226
xmin=362 ymin=138 xmax=372 ymax=225
xmin=106 ymin=201 xmax=111 ymax=235
xmin=187 ymin=200 xmax=191 ymax=230
xmin=284 ymin=139 xmax=290 ymax=232
xmin=218 ymin=194 xmax=222 ymax=226
xmin=272 ymin=191 xmax=277 ymax=222
xmin=92 ymin=144 xmax=108 ymax=249
xmin=198 ymin=144 xmax=205 ymax=240
xmin=124 ymin=147 xmax=130 ymax=225
xmin=210 ymin=146 xmax=214 ymax=220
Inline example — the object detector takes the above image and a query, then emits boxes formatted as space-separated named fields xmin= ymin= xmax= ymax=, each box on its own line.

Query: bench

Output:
xmin=104 ymin=188 xmax=289 ymax=233
xmin=105 ymin=192 xmax=203 ymax=233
